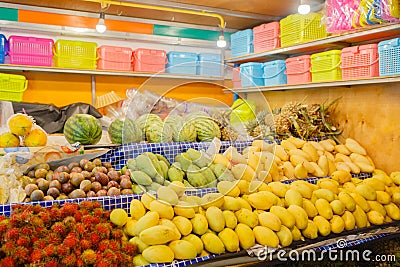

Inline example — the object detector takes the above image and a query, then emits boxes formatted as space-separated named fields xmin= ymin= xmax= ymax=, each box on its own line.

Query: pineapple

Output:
xmin=212 ymin=110 xmax=239 ymax=141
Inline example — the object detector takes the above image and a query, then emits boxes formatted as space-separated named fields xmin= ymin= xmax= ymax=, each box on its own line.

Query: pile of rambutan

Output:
xmin=0 ymin=201 xmax=137 ymax=267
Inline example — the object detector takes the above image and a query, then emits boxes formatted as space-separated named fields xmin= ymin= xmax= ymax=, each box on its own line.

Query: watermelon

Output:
xmin=184 ymin=111 xmax=211 ymax=123
xmin=136 ymin=114 xmax=162 ymax=136
xmin=194 ymin=119 xmax=221 ymax=142
xmin=108 ymin=118 xmax=142 ymax=144
xmin=164 ymin=114 xmax=184 ymax=142
xmin=177 ymin=122 xmax=197 ymax=142
xmin=63 ymin=114 xmax=102 ymax=145
xmin=146 ymin=121 xmax=173 ymax=143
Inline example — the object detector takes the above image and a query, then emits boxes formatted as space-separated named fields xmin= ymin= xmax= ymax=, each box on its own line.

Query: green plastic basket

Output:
xmin=0 ymin=73 xmax=28 ymax=102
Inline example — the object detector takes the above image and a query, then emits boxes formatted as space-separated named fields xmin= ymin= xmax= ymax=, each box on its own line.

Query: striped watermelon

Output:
xmin=108 ymin=118 xmax=142 ymax=144
xmin=146 ymin=121 xmax=173 ymax=143
xmin=184 ymin=111 xmax=211 ymax=123
xmin=194 ymin=119 xmax=221 ymax=142
xmin=177 ymin=122 xmax=197 ymax=142
xmin=136 ymin=114 xmax=162 ymax=136
xmin=164 ymin=114 xmax=184 ymax=142
xmin=63 ymin=114 xmax=102 ymax=145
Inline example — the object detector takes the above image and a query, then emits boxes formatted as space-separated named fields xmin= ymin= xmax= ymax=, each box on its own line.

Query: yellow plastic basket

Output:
xmin=311 ymin=50 xmax=342 ymax=82
xmin=0 ymin=73 xmax=28 ymax=102
xmin=280 ymin=13 xmax=327 ymax=47
xmin=54 ymin=40 xmax=98 ymax=69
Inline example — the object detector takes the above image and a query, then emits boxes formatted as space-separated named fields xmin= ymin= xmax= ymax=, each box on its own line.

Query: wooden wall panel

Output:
xmin=246 ymin=84 xmax=400 ymax=173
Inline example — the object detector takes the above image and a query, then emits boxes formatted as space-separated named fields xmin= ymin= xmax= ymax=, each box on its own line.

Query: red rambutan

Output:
xmin=93 ymin=208 xmax=104 ymax=218
xmin=81 ymin=215 xmax=94 ymax=225
xmin=95 ymin=223 xmax=111 ymax=238
xmin=61 ymin=253 xmax=76 ymax=267
xmin=49 ymin=207 xmax=61 ymax=221
xmin=73 ymin=248 xmax=82 ymax=258
xmin=30 ymin=216 xmax=44 ymax=228
xmin=33 ymin=204 xmax=43 ymax=214
xmin=74 ymin=210 xmax=83 ymax=222
xmin=33 ymin=239 xmax=47 ymax=249
xmin=103 ymin=210 xmax=111 ymax=219
xmin=63 ymin=235 xmax=78 ymax=249
xmin=96 ymin=240 xmax=109 ymax=252
xmin=20 ymin=226 xmax=34 ymax=236
xmin=92 ymin=201 xmax=101 ymax=209
xmin=43 ymin=244 xmax=57 ymax=257
xmin=79 ymin=201 xmax=94 ymax=211
xmin=81 ymin=209 xmax=89 ymax=216
xmin=0 ymin=256 xmax=15 ymax=267
xmin=111 ymin=229 xmax=124 ymax=239
xmin=16 ymin=236 xmax=30 ymax=247
xmin=30 ymin=249 xmax=43 ymax=262
xmin=0 ymin=223 xmax=8 ymax=233
xmin=76 ymin=258 xmax=85 ymax=267
xmin=62 ymin=216 xmax=76 ymax=229
xmin=5 ymin=228 xmax=19 ymax=240
xmin=74 ymin=223 xmax=86 ymax=236
xmin=61 ymin=203 xmax=79 ymax=217
xmin=3 ymin=241 xmax=15 ymax=254
xmin=51 ymin=222 xmax=66 ymax=235
xmin=79 ymin=239 xmax=92 ymax=250
xmin=48 ymin=233 xmax=63 ymax=245
xmin=13 ymin=246 xmax=29 ymax=262
xmin=103 ymin=249 xmax=117 ymax=263
xmin=0 ymin=215 xmax=7 ymax=222
xmin=56 ymin=245 xmax=70 ymax=256
xmin=90 ymin=232 xmax=101 ymax=245
xmin=108 ymin=240 xmax=120 ymax=251
xmin=39 ymin=211 xmax=52 ymax=225
xmin=44 ymin=258 xmax=59 ymax=267
xmin=95 ymin=259 xmax=110 ymax=267
xmin=81 ymin=249 xmax=97 ymax=265
xmin=122 ymin=243 xmax=137 ymax=255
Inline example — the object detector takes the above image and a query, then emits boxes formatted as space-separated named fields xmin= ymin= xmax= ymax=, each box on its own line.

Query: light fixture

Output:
xmin=298 ymin=0 xmax=311 ymax=14
xmin=217 ymin=30 xmax=227 ymax=48
xmin=96 ymin=12 xmax=107 ymax=33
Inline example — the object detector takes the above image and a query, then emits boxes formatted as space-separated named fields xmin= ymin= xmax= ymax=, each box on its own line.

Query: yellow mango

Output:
xmin=142 ymin=245 xmax=174 ymax=264
xmin=356 ymin=184 xmax=377 ymax=201
xmin=132 ymin=255 xmax=150 ymax=266
xmin=139 ymin=225 xmax=180 ymax=245
xmin=217 ymin=181 xmax=240 ymax=197
xmin=182 ymin=234 xmax=204 ymax=255
xmin=354 ymin=162 xmax=375 ymax=173
xmin=158 ymin=219 xmax=181 ymax=240
xmin=134 ymin=211 xmax=159 ymax=236
xmin=275 ymin=145 xmax=289 ymax=161
xmin=344 ymin=162 xmax=361 ymax=174
xmin=350 ymin=192 xmax=370 ymax=212
xmin=169 ymin=240 xmax=197 ymax=260
xmin=184 ymin=196 xmax=201 ymax=212
xmin=315 ymin=199 xmax=333 ymax=220
xmin=285 ymin=189 xmax=303 ymax=207
xmin=235 ymin=208 xmax=259 ymax=228
xmin=353 ymin=205 xmax=368 ymax=228
xmin=247 ymin=192 xmax=274 ymax=210
xmin=130 ymin=199 xmax=146 ymax=220
xmin=129 ymin=236 xmax=149 ymax=253
xmin=317 ymin=155 xmax=329 ymax=176
xmin=319 ymin=139 xmax=335 ymax=152
xmin=258 ymin=211 xmax=282 ymax=231
xmin=303 ymin=198 xmax=319 ymax=218
xmin=287 ymin=137 xmax=306 ymax=148
xmin=336 ymin=162 xmax=351 ymax=172
xmin=247 ymin=152 xmax=262 ymax=172
xmin=367 ymin=211 xmax=385 ymax=225
xmin=367 ymin=201 xmax=386 ymax=217
xmin=291 ymin=226 xmax=302 ymax=241
xmin=290 ymin=181 xmax=313 ymax=199
xmin=235 ymin=223 xmax=256 ymax=250
xmin=150 ymin=200 xmax=174 ymax=220
xmin=384 ymin=203 xmax=400 ymax=220
xmin=312 ymin=189 xmax=336 ymax=202
xmin=141 ymin=192 xmax=156 ymax=210
xmin=330 ymin=200 xmax=346 ymax=215
xmin=223 ymin=210 xmax=238 ymax=229
xmin=334 ymin=144 xmax=351 ymax=155
xmin=343 ymin=182 xmax=356 ymax=193
xmin=309 ymin=141 xmax=325 ymax=151
xmin=302 ymin=142 xmax=319 ymax=162
xmin=294 ymin=163 xmax=308 ymax=179
xmin=373 ymin=170 xmax=392 ymax=186
xmin=288 ymin=149 xmax=312 ymax=161
xmin=213 ymin=154 xmax=231 ymax=168
xmin=191 ymin=214 xmax=208 ymax=235
xmin=276 ymin=225 xmax=293 ymax=247
xmin=257 ymin=191 xmax=280 ymax=205
xmin=221 ymin=196 xmax=241 ymax=211
xmin=330 ymin=215 xmax=345 ymax=234
xmin=253 ymin=226 xmax=279 ymax=248
xmin=328 ymin=159 xmax=337 ymax=175
xmin=290 ymin=154 xmax=308 ymax=167
xmin=270 ymin=206 xmax=295 ymax=228
xmin=218 ymin=228 xmax=240 ymax=252
xmin=309 ymin=162 xmax=325 ymax=177
xmin=201 ymin=193 xmax=225 ymax=209
xmin=338 ymin=192 xmax=356 ymax=212
xmin=287 ymin=205 xmax=308 ymax=230
xmin=269 ymin=182 xmax=289 ymax=197
xmin=334 ymin=153 xmax=352 ymax=163
xmin=205 ymin=206 xmax=225 ymax=232
xmin=157 ymin=186 xmax=179 ymax=205
xmin=345 ymin=138 xmax=367 ymax=155
xmin=342 ymin=211 xmax=356 ymax=231
xmin=317 ymin=179 xmax=339 ymax=194
xmin=236 ymin=180 xmax=250 ymax=195
xmin=201 ymin=233 xmax=225 ymax=254
xmin=173 ymin=216 xmax=193 ymax=236
xmin=393 ymin=192 xmax=400 ymax=205
xmin=231 ymin=164 xmax=256 ymax=182
xmin=313 ymin=215 xmax=331 ymax=236
xmin=236 ymin=197 xmax=252 ymax=210
xmin=252 ymin=140 xmax=274 ymax=152
xmin=282 ymin=161 xmax=295 ymax=179
xmin=302 ymin=220 xmax=318 ymax=239
xmin=281 ymin=139 xmax=298 ymax=151
xmin=174 ymin=201 xmax=196 ymax=219
xmin=331 ymin=170 xmax=352 ymax=184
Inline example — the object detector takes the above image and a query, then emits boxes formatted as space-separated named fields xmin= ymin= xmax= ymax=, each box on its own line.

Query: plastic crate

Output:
xmin=166 ymin=51 xmax=197 ymax=75
xmin=240 ymin=62 xmax=264 ymax=87
xmin=311 ymin=50 xmax=342 ymax=82
xmin=133 ymin=48 xmax=167 ymax=73
xmin=0 ymin=73 xmax=28 ymax=102
xmin=8 ymin=36 xmax=53 ymax=66
xmin=232 ymin=66 xmax=241 ymax=88
xmin=378 ymin=38 xmax=400 ymax=76
xmin=263 ymin=60 xmax=287 ymax=86
xmin=97 ymin=45 xmax=132 ymax=71
xmin=197 ymin=53 xmax=222 ymax=76
xmin=0 ymin=34 xmax=7 ymax=64
xmin=54 ymin=40 xmax=97 ymax=69
xmin=280 ymin=13 xmax=327 ymax=47
xmin=230 ymin=29 xmax=253 ymax=58
xmin=340 ymin=44 xmax=379 ymax=80
xmin=286 ymin=55 xmax=312 ymax=84
xmin=253 ymin=22 xmax=280 ymax=53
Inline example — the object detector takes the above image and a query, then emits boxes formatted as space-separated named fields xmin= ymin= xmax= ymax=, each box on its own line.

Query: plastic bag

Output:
xmin=0 ymin=101 xmax=14 ymax=132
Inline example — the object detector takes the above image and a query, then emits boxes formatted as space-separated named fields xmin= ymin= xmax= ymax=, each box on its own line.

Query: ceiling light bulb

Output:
xmin=217 ymin=35 xmax=227 ymax=48
xmin=298 ymin=4 xmax=311 ymax=14
xmin=96 ymin=12 xmax=107 ymax=33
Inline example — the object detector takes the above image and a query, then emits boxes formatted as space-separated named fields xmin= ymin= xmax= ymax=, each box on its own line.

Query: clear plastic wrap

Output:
xmin=324 ymin=0 xmax=399 ymax=34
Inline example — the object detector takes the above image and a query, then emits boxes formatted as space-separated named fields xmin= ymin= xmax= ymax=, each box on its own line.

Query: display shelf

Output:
xmin=225 ymin=24 xmax=400 ymax=64
xmin=224 ymin=75 xmax=400 ymax=93
xmin=0 ymin=64 xmax=224 ymax=81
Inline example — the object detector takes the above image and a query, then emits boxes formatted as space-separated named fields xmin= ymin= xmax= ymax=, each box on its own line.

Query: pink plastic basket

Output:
xmin=232 ymin=67 xmax=242 ymax=88
xmin=340 ymin=44 xmax=379 ymax=80
xmin=8 ymin=35 xmax=53 ymax=66
xmin=97 ymin=45 xmax=132 ymax=71
xmin=253 ymin=22 xmax=280 ymax=53
xmin=133 ymin=48 xmax=167 ymax=73
xmin=285 ymin=55 xmax=312 ymax=84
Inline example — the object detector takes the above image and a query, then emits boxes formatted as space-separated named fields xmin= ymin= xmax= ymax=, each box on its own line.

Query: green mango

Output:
xmin=192 ymin=152 xmax=212 ymax=169
xmin=126 ymin=159 xmax=137 ymax=170
xmin=187 ymin=164 xmax=207 ymax=187
xmin=186 ymin=148 xmax=201 ymax=161
xmin=207 ymin=180 xmax=218 ymax=188
xmin=217 ymin=171 xmax=236 ymax=182
xmin=163 ymin=180 xmax=171 ymax=186
xmin=200 ymin=167 xmax=216 ymax=185
xmin=143 ymin=152 xmax=158 ymax=162
xmin=132 ymin=184 xmax=146 ymax=194
xmin=158 ymin=160 xmax=169 ymax=179
xmin=175 ymin=154 xmax=192 ymax=172
xmin=130 ymin=171 xmax=153 ymax=186
xmin=136 ymin=155 xmax=158 ymax=178
xmin=183 ymin=180 xmax=194 ymax=188
xmin=211 ymin=164 xmax=227 ymax=178
xmin=156 ymin=154 xmax=170 ymax=168
xmin=153 ymin=174 xmax=165 ymax=185
xmin=167 ymin=166 xmax=184 ymax=183
xmin=146 ymin=182 xmax=162 ymax=192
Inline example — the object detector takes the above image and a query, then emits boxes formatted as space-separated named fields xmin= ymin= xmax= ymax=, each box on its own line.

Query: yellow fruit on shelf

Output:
xmin=182 ymin=234 xmax=203 ymax=255
xmin=8 ymin=114 xmax=33 ymax=136
xmin=110 ymin=209 xmax=128 ymax=227
xmin=24 ymin=128 xmax=47 ymax=147
xmin=0 ymin=132 xmax=20 ymax=148
xmin=142 ymin=245 xmax=174 ymax=263
xmin=253 ymin=226 xmax=279 ymax=248
xmin=201 ymin=233 xmax=225 ymax=254
xmin=235 ymin=223 xmax=255 ymax=250
xmin=218 ymin=228 xmax=240 ymax=252
xmin=169 ymin=240 xmax=197 ymax=260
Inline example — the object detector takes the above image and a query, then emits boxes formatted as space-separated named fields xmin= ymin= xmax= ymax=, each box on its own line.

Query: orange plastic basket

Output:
xmin=340 ymin=44 xmax=379 ymax=80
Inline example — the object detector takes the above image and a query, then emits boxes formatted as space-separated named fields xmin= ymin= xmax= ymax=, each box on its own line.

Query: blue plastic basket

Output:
xmin=240 ymin=62 xmax=264 ymax=87
xmin=197 ymin=53 xmax=222 ymax=76
xmin=263 ymin=60 xmax=287 ymax=86
xmin=378 ymin=38 xmax=400 ymax=76
xmin=0 ymin=34 xmax=8 ymax=64
xmin=166 ymin=51 xmax=197 ymax=75
xmin=231 ymin=29 xmax=253 ymax=58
